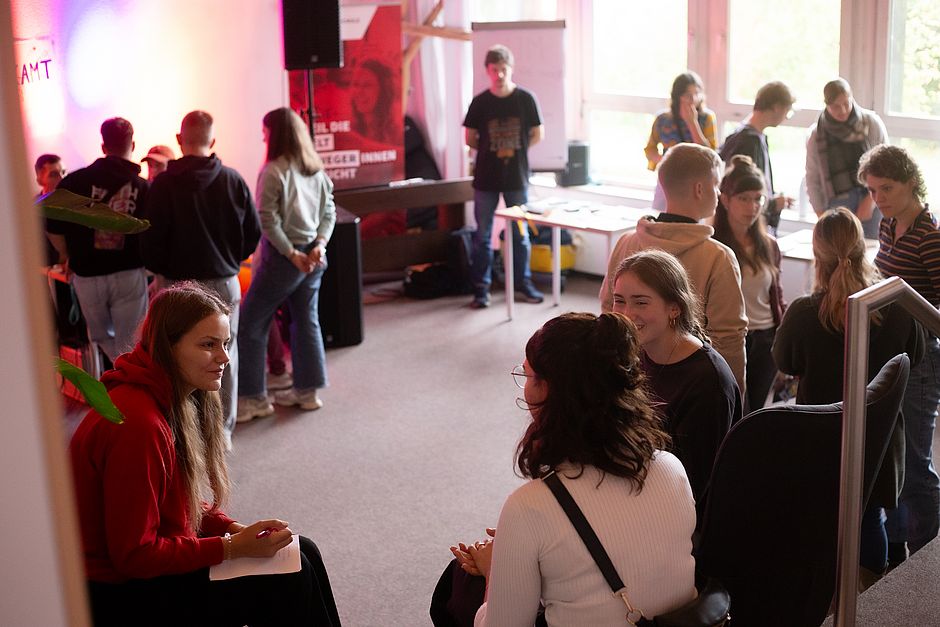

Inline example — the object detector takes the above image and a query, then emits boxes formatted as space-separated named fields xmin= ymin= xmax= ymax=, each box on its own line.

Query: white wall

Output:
xmin=14 ymin=0 xmax=288 ymax=186
xmin=3 ymin=0 xmax=89 ymax=622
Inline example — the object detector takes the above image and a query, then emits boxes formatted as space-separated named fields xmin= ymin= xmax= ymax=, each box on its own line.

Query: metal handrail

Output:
xmin=834 ymin=276 xmax=940 ymax=625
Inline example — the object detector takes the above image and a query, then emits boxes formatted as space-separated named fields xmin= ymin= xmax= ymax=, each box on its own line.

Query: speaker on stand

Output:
xmin=281 ymin=0 xmax=343 ymax=133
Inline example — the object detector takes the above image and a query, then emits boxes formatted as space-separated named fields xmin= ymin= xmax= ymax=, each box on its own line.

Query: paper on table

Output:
xmin=209 ymin=534 xmax=301 ymax=581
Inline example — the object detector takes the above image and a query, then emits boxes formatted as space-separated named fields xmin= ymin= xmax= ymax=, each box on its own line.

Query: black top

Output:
xmin=464 ymin=87 xmax=542 ymax=192
xmin=772 ymin=294 xmax=925 ymax=404
xmin=47 ymin=156 xmax=148 ymax=277
xmin=642 ymin=344 xmax=742 ymax=502
xmin=719 ymin=124 xmax=779 ymax=228
xmin=139 ymin=155 xmax=261 ymax=280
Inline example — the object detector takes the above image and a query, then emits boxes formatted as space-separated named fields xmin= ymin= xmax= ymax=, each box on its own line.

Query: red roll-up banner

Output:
xmin=289 ymin=1 xmax=403 ymax=190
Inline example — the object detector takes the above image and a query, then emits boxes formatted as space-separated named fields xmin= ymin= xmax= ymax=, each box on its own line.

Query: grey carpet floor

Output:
xmin=226 ymin=274 xmax=603 ymax=626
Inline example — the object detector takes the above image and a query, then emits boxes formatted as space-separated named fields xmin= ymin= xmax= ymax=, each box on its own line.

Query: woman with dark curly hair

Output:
xmin=860 ymin=144 xmax=940 ymax=560
xmin=451 ymin=312 xmax=696 ymax=626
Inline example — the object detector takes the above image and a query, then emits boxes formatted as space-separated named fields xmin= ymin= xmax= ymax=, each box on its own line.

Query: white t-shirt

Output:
xmin=475 ymin=453 xmax=697 ymax=627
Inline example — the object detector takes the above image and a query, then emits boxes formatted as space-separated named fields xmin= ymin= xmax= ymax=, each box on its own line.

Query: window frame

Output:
xmin=573 ymin=0 xmax=940 ymax=206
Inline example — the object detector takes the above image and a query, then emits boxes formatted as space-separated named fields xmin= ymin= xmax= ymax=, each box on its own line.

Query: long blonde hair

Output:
xmin=140 ymin=284 xmax=232 ymax=533
xmin=813 ymin=208 xmax=882 ymax=332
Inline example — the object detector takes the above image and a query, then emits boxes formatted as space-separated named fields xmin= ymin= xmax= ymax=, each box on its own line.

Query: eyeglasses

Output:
xmin=734 ymin=193 xmax=767 ymax=206
xmin=511 ymin=364 xmax=533 ymax=389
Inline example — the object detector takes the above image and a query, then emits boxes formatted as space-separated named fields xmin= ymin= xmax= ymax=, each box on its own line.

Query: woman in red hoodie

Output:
xmin=69 ymin=283 xmax=341 ymax=626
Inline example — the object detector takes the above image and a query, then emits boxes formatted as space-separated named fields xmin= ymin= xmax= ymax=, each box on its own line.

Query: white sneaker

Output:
xmin=236 ymin=396 xmax=275 ymax=423
xmin=267 ymin=371 xmax=293 ymax=390
xmin=273 ymin=388 xmax=323 ymax=411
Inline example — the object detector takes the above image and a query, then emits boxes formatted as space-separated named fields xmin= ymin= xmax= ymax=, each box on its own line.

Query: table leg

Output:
xmin=504 ymin=219 xmax=514 ymax=320
xmin=552 ymin=226 xmax=561 ymax=306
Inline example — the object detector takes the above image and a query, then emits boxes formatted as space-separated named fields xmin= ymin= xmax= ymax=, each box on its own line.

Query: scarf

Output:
xmin=815 ymin=104 xmax=871 ymax=199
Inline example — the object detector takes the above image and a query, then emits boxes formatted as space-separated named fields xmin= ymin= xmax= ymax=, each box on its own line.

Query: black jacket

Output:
xmin=140 ymin=154 xmax=261 ymax=280
xmin=47 ymin=156 xmax=148 ymax=277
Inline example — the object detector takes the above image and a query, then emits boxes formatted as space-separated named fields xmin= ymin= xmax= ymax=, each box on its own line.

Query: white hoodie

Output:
xmin=600 ymin=216 xmax=747 ymax=391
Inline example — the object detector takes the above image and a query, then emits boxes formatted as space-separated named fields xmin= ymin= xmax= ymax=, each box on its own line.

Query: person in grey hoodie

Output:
xmin=140 ymin=110 xmax=261 ymax=447
xmin=600 ymin=143 xmax=747 ymax=392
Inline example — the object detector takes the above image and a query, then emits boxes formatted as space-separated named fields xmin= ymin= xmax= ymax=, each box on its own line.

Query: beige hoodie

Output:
xmin=600 ymin=216 xmax=747 ymax=391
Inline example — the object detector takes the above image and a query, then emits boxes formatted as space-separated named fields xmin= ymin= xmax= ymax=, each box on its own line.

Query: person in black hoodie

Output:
xmin=46 ymin=118 xmax=149 ymax=365
xmin=140 ymin=110 xmax=261 ymax=447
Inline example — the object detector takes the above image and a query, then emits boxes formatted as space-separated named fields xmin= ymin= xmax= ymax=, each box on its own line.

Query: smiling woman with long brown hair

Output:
xmin=70 ymin=283 xmax=341 ymax=626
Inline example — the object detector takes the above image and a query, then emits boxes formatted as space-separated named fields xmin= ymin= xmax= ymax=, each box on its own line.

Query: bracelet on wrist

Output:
xmin=223 ymin=532 xmax=233 ymax=561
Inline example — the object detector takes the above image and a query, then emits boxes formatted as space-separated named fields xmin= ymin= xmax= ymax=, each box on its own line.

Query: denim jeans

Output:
xmin=238 ymin=239 xmax=328 ymax=398
xmin=744 ymin=327 xmax=777 ymax=414
xmin=828 ymin=187 xmax=883 ymax=240
xmin=470 ymin=188 xmax=532 ymax=295
xmin=153 ymin=275 xmax=241 ymax=436
xmin=885 ymin=336 xmax=940 ymax=553
xmin=71 ymin=267 xmax=148 ymax=363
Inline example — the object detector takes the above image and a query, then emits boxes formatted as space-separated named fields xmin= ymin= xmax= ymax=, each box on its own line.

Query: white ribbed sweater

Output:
xmin=475 ymin=453 xmax=697 ymax=627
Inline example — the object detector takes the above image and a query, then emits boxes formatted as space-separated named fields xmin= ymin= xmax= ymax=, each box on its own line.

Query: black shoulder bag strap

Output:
xmin=543 ymin=471 xmax=646 ymax=625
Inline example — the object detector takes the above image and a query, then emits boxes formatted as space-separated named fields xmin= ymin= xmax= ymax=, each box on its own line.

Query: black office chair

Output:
xmin=695 ymin=353 xmax=910 ymax=627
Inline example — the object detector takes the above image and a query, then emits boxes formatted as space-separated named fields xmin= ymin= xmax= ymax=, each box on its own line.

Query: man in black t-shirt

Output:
xmin=463 ymin=44 xmax=544 ymax=309
xmin=46 ymin=118 xmax=149 ymax=364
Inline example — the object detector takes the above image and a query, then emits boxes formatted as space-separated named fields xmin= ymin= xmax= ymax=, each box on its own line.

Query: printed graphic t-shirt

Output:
xmin=464 ymin=87 xmax=542 ymax=192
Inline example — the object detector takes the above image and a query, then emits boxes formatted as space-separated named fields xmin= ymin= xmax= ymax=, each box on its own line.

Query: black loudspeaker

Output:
xmin=282 ymin=0 xmax=343 ymax=70
xmin=556 ymin=141 xmax=590 ymax=187
xmin=319 ymin=206 xmax=363 ymax=348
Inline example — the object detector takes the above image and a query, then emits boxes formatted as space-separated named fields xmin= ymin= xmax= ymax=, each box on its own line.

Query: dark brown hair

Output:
xmin=714 ymin=154 xmax=776 ymax=274
xmin=857 ymin=144 xmax=927 ymax=203
xmin=516 ymin=312 xmax=670 ymax=490
xmin=823 ymin=78 xmax=852 ymax=105
xmin=754 ymin=81 xmax=795 ymax=111
xmin=262 ymin=107 xmax=324 ymax=175
xmin=614 ymin=250 xmax=709 ymax=343
xmin=484 ymin=44 xmax=513 ymax=67
xmin=140 ymin=283 xmax=232 ymax=533
xmin=669 ymin=71 xmax=705 ymax=123
xmin=34 ymin=153 xmax=60 ymax=174
xmin=100 ymin=117 xmax=134 ymax=155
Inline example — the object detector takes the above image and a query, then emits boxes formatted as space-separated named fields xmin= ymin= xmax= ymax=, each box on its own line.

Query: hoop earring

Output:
xmin=515 ymin=397 xmax=531 ymax=411
xmin=668 ymin=317 xmax=678 ymax=329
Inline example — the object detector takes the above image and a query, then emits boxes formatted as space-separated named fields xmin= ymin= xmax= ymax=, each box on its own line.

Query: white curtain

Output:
xmin=403 ymin=0 xmax=472 ymax=180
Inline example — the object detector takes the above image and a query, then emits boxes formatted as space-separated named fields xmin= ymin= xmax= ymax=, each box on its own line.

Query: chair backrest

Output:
xmin=695 ymin=353 xmax=910 ymax=627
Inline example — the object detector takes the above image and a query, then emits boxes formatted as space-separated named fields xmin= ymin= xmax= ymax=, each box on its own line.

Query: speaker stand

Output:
xmin=304 ymin=69 xmax=316 ymax=141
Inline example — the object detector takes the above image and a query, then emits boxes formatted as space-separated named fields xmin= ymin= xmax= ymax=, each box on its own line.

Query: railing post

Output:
xmin=833 ymin=277 xmax=940 ymax=626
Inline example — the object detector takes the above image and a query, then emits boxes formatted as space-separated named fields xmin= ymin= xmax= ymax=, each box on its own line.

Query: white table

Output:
xmin=495 ymin=202 xmax=648 ymax=319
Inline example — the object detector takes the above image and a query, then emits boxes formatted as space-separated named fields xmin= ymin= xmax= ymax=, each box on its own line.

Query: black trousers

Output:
xmin=88 ymin=536 xmax=341 ymax=627
xmin=745 ymin=327 xmax=777 ymax=415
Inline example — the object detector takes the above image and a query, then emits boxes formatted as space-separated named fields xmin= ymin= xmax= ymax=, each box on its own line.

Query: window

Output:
xmin=592 ymin=0 xmax=687 ymax=97
xmin=886 ymin=0 xmax=940 ymax=119
xmin=583 ymin=0 xmax=688 ymax=185
xmin=726 ymin=0 xmax=840 ymax=109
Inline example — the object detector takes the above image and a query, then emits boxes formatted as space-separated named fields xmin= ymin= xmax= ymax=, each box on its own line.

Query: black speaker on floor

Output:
xmin=556 ymin=141 xmax=589 ymax=187
xmin=282 ymin=0 xmax=343 ymax=70
xmin=319 ymin=206 xmax=363 ymax=348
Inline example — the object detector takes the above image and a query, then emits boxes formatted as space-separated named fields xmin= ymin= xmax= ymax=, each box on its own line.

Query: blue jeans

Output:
xmin=71 ymin=267 xmax=148 ymax=363
xmin=470 ymin=188 xmax=532 ymax=295
xmin=828 ymin=187 xmax=882 ymax=240
xmin=154 ymin=275 xmax=241 ymax=436
xmin=238 ymin=239 xmax=328 ymax=398
xmin=886 ymin=336 xmax=940 ymax=553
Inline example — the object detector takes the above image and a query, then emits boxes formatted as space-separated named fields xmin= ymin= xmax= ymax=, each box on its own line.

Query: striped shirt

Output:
xmin=876 ymin=206 xmax=940 ymax=307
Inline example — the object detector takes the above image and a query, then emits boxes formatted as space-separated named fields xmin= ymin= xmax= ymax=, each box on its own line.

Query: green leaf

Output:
xmin=38 ymin=189 xmax=150 ymax=234
xmin=55 ymin=358 xmax=124 ymax=424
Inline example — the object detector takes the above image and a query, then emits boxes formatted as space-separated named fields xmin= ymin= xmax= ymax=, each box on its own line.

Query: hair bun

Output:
xmin=729 ymin=154 xmax=755 ymax=168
